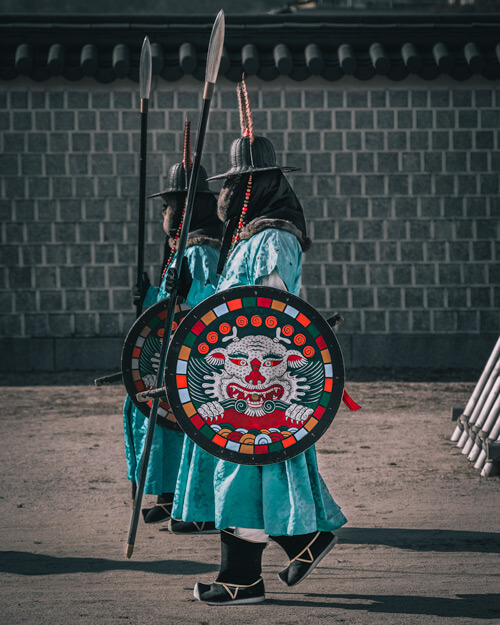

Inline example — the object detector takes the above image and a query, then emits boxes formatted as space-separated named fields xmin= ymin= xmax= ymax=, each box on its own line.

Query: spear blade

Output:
xmin=204 ymin=9 xmax=225 ymax=98
xmin=140 ymin=36 xmax=152 ymax=101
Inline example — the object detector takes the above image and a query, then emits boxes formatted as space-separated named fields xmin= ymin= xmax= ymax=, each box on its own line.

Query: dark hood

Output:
xmin=216 ymin=170 xmax=310 ymax=274
xmin=160 ymin=192 xmax=222 ymax=280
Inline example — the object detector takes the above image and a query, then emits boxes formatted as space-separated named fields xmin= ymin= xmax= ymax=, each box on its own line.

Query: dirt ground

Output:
xmin=1 ymin=374 xmax=499 ymax=625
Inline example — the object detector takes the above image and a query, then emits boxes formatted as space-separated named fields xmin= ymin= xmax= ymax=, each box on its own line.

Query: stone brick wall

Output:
xmin=0 ymin=76 xmax=498 ymax=371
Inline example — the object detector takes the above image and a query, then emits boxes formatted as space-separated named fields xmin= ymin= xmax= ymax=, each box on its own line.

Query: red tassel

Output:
xmin=342 ymin=389 xmax=361 ymax=412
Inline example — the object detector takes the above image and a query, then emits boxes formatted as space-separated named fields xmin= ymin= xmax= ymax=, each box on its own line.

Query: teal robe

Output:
xmin=123 ymin=244 xmax=220 ymax=495
xmin=172 ymin=229 xmax=347 ymax=535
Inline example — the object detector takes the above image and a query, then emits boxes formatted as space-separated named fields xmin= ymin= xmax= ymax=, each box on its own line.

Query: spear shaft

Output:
xmin=127 ymin=37 xmax=152 ymax=505
xmin=135 ymin=104 xmax=148 ymax=319
xmin=135 ymin=36 xmax=152 ymax=319
xmin=126 ymin=11 xmax=225 ymax=558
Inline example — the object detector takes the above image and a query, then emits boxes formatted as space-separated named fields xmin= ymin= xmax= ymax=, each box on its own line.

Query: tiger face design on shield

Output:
xmin=167 ymin=286 xmax=344 ymax=464
xmin=188 ymin=325 xmax=324 ymax=429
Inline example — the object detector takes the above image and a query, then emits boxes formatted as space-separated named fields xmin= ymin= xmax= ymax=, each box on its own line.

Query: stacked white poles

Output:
xmin=471 ymin=393 xmax=500 ymax=477
xmin=451 ymin=336 xmax=500 ymax=476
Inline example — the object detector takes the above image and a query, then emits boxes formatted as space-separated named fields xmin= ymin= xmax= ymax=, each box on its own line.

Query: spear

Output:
xmin=135 ymin=36 xmax=152 ymax=319
xmin=125 ymin=10 xmax=225 ymax=558
xmin=94 ymin=41 xmax=152 ymax=390
xmin=124 ymin=36 xmax=153 ymax=506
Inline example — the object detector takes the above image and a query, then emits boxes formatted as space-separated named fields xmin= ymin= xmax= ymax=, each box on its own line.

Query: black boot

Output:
xmin=169 ymin=518 xmax=218 ymax=534
xmin=270 ymin=531 xmax=338 ymax=587
xmin=141 ymin=493 xmax=173 ymax=524
xmin=194 ymin=530 xmax=267 ymax=605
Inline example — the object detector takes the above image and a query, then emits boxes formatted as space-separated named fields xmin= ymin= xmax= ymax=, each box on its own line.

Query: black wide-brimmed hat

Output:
xmin=207 ymin=135 xmax=299 ymax=181
xmin=148 ymin=119 xmax=214 ymax=199
xmin=148 ymin=162 xmax=213 ymax=199
xmin=207 ymin=77 xmax=300 ymax=181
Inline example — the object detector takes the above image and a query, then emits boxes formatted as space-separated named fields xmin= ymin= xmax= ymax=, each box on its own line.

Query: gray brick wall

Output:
xmin=0 ymin=77 xmax=499 ymax=370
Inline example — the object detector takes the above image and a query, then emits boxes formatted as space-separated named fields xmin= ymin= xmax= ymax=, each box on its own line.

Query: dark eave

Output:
xmin=1 ymin=13 xmax=500 ymax=83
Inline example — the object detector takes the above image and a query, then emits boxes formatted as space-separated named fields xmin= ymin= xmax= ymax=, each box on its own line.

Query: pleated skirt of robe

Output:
xmin=172 ymin=440 xmax=347 ymax=536
xmin=172 ymin=438 xmax=218 ymax=522
xmin=123 ymin=396 xmax=185 ymax=495
xmin=122 ymin=244 xmax=220 ymax=496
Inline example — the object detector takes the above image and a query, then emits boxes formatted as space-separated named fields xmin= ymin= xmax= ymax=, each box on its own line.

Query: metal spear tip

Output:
xmin=140 ymin=36 xmax=152 ymax=100
xmin=205 ymin=9 xmax=225 ymax=88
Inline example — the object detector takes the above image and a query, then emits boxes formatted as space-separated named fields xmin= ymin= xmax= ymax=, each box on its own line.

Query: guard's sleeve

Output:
xmin=143 ymin=284 xmax=160 ymax=308
xmin=184 ymin=244 xmax=221 ymax=308
xmin=251 ymin=229 xmax=303 ymax=296
xmin=257 ymin=268 xmax=287 ymax=291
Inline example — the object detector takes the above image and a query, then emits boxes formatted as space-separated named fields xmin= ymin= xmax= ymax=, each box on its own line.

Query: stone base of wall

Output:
xmin=2 ymin=334 xmax=497 ymax=373
xmin=337 ymin=333 xmax=497 ymax=370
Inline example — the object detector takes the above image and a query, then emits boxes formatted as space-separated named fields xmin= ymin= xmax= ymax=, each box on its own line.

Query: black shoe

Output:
xmin=141 ymin=493 xmax=173 ymax=524
xmin=168 ymin=519 xmax=219 ymax=534
xmin=274 ymin=531 xmax=338 ymax=587
xmin=193 ymin=579 xmax=265 ymax=605
xmin=194 ymin=529 xmax=267 ymax=604
xmin=141 ymin=502 xmax=172 ymax=524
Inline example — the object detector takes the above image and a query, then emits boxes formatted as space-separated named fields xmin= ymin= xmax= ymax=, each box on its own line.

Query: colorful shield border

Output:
xmin=122 ymin=299 xmax=191 ymax=431
xmin=165 ymin=285 xmax=345 ymax=465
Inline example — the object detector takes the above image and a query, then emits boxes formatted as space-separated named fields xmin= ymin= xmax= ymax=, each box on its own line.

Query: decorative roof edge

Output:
xmin=2 ymin=13 xmax=500 ymax=83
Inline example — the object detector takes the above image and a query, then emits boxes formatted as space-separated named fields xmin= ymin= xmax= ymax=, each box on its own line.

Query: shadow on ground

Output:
xmin=266 ymin=593 xmax=500 ymax=619
xmin=338 ymin=527 xmax=500 ymax=553
xmin=3 ymin=527 xmax=498 ymax=579
xmin=0 ymin=551 xmax=217 ymax=576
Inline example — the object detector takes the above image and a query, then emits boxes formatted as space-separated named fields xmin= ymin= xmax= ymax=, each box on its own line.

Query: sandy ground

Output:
xmin=1 ymin=376 xmax=499 ymax=625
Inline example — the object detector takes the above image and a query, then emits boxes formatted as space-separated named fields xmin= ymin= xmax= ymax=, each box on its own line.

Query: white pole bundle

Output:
xmin=462 ymin=377 xmax=500 ymax=455
xmin=456 ymin=357 xmax=500 ymax=449
xmin=451 ymin=337 xmax=500 ymax=442
xmin=468 ymin=393 xmax=500 ymax=463
xmin=450 ymin=335 xmax=500 ymax=477
xmin=474 ymin=409 xmax=500 ymax=473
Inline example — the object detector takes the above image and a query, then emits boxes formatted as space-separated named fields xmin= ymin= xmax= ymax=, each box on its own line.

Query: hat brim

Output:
xmin=207 ymin=165 xmax=301 ymax=182
xmin=147 ymin=189 xmax=216 ymax=199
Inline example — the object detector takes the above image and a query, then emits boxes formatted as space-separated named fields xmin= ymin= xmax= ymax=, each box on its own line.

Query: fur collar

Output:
xmin=185 ymin=235 xmax=221 ymax=250
xmin=239 ymin=218 xmax=311 ymax=252
xmin=168 ymin=235 xmax=221 ymax=250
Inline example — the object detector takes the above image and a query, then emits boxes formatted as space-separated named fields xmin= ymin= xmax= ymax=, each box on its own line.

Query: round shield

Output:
xmin=165 ymin=285 xmax=344 ymax=465
xmin=122 ymin=299 xmax=191 ymax=431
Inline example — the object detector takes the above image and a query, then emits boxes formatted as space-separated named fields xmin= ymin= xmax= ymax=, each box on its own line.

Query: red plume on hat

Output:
xmin=182 ymin=118 xmax=193 ymax=172
xmin=208 ymin=74 xmax=299 ymax=181
xmin=238 ymin=75 xmax=255 ymax=146
xmin=148 ymin=118 xmax=212 ymax=199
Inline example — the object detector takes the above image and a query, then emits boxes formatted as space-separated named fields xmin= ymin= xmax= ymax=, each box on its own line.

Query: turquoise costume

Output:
xmin=172 ymin=229 xmax=347 ymax=535
xmin=123 ymin=244 xmax=220 ymax=495
xmin=192 ymin=78 xmax=344 ymax=606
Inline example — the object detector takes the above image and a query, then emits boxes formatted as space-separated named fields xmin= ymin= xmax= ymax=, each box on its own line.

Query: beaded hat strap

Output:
xmin=224 ymin=173 xmax=253 ymax=263
xmin=161 ymin=196 xmax=188 ymax=279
